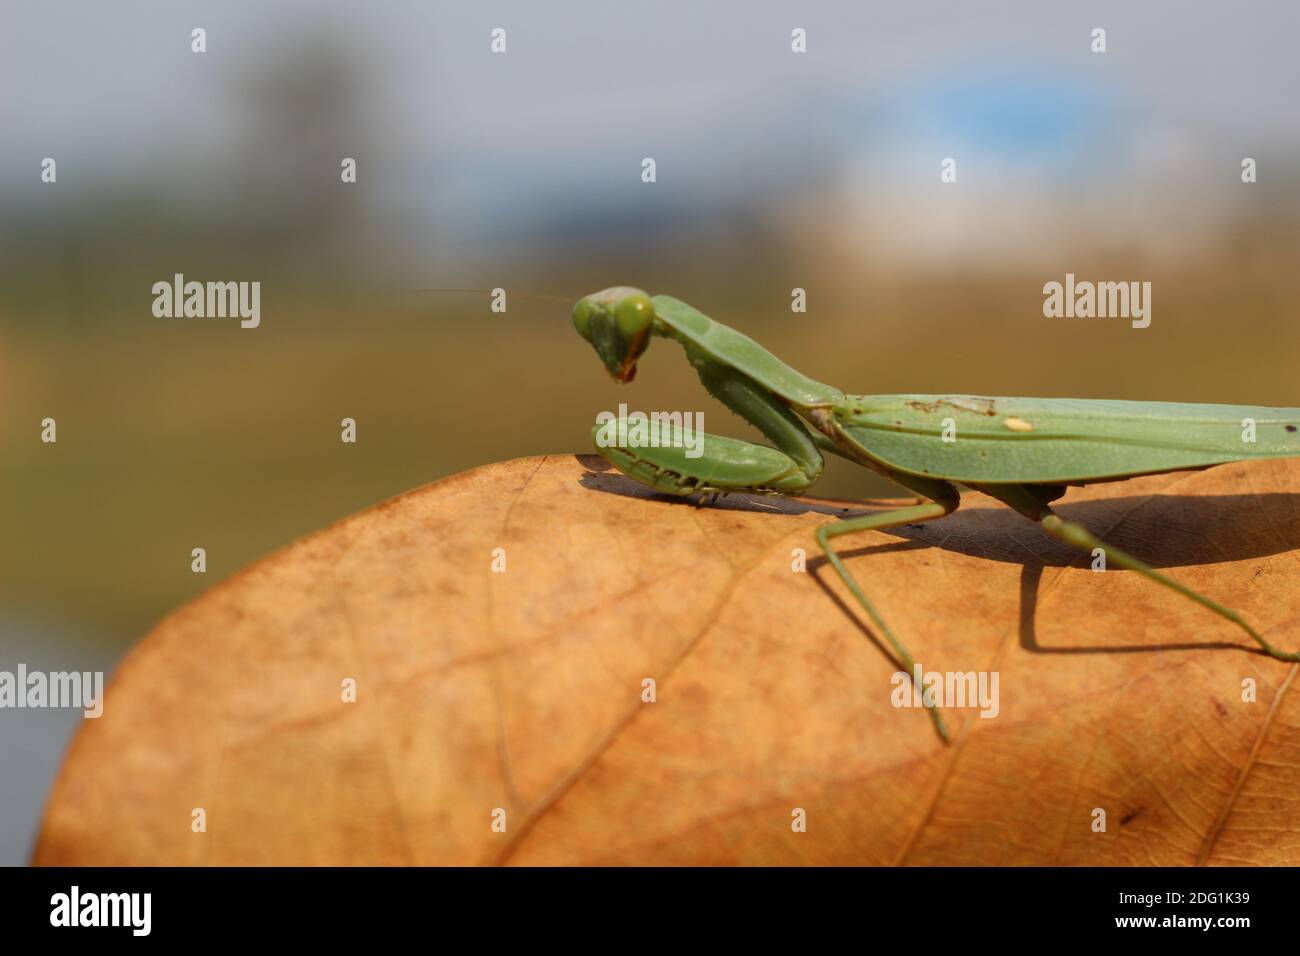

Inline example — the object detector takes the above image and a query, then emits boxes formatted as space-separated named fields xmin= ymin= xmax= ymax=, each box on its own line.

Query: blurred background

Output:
xmin=2 ymin=0 xmax=1299 ymax=863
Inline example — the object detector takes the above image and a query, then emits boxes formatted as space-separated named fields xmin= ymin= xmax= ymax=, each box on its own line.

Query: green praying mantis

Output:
xmin=571 ymin=286 xmax=1300 ymax=741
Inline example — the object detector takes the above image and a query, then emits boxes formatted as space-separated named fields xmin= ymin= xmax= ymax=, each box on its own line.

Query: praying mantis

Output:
xmin=571 ymin=286 xmax=1300 ymax=741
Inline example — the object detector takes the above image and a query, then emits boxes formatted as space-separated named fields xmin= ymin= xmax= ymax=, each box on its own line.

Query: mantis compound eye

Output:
xmin=615 ymin=292 xmax=654 ymax=338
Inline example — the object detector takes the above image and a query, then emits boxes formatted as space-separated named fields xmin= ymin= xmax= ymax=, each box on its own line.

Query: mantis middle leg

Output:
xmin=591 ymin=359 xmax=963 ymax=739
xmin=815 ymin=477 xmax=961 ymax=742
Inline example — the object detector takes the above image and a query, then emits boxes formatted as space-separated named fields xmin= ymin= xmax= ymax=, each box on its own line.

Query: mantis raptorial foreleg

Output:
xmin=815 ymin=488 xmax=960 ymax=742
xmin=1039 ymin=512 xmax=1300 ymax=662
xmin=593 ymin=358 xmax=827 ymax=495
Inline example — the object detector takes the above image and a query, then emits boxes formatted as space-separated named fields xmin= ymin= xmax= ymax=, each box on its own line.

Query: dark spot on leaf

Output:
xmin=1212 ymin=698 xmax=1228 ymax=718
xmin=1120 ymin=809 xmax=1142 ymax=826
xmin=1287 ymin=425 xmax=1297 ymax=433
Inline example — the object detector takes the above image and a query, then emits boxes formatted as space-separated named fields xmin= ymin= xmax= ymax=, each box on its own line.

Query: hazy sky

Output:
xmin=5 ymin=1 xmax=1298 ymax=256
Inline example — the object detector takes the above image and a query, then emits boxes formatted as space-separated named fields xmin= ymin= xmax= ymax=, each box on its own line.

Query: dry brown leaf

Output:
xmin=34 ymin=454 xmax=1300 ymax=865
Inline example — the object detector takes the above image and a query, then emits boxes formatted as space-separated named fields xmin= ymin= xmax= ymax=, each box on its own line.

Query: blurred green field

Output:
xmin=4 ymin=232 xmax=1298 ymax=648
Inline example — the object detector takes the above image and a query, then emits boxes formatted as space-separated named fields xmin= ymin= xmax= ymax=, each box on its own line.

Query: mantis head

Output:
xmin=572 ymin=287 xmax=656 ymax=382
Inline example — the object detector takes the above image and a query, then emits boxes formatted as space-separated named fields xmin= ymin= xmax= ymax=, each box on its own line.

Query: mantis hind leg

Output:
xmin=977 ymin=482 xmax=1300 ymax=661
xmin=1038 ymin=511 xmax=1300 ymax=662
xmin=815 ymin=479 xmax=961 ymax=742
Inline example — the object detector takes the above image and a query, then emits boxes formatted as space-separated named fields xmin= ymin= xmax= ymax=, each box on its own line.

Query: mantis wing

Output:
xmin=836 ymin=395 xmax=1300 ymax=484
